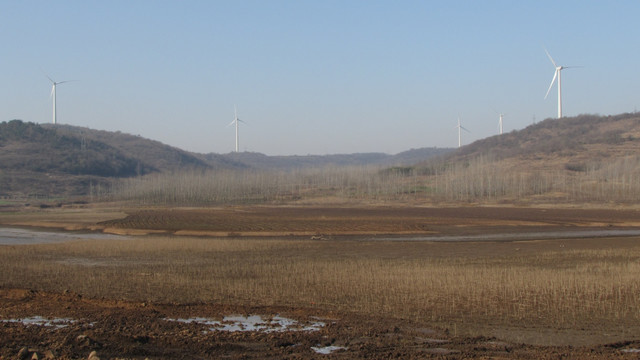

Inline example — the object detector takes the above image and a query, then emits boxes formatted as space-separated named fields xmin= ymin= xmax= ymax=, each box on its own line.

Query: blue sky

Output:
xmin=1 ymin=1 xmax=638 ymax=155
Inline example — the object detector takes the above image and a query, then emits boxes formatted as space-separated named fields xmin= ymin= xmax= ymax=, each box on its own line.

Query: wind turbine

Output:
xmin=544 ymin=49 xmax=580 ymax=119
xmin=47 ymin=76 xmax=72 ymax=125
xmin=492 ymin=108 xmax=505 ymax=135
xmin=228 ymin=105 xmax=245 ymax=152
xmin=455 ymin=117 xmax=470 ymax=148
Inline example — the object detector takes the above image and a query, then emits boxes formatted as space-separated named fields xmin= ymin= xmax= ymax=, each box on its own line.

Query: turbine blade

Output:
xmin=544 ymin=70 xmax=558 ymax=99
xmin=227 ymin=119 xmax=236 ymax=127
xmin=544 ymin=48 xmax=557 ymax=67
xmin=461 ymin=126 xmax=470 ymax=133
xmin=50 ymin=84 xmax=55 ymax=98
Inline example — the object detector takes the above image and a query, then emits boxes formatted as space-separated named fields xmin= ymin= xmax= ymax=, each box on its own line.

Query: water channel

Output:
xmin=2 ymin=227 xmax=640 ymax=245
xmin=0 ymin=227 xmax=125 ymax=245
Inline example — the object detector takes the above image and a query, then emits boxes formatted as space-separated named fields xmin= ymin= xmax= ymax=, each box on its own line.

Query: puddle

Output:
xmin=311 ymin=345 xmax=347 ymax=354
xmin=1 ymin=316 xmax=76 ymax=329
xmin=165 ymin=315 xmax=325 ymax=333
xmin=0 ymin=227 xmax=125 ymax=245
xmin=622 ymin=348 xmax=640 ymax=353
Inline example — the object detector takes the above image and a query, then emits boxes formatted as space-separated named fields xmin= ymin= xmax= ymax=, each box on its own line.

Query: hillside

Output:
xmin=44 ymin=124 xmax=241 ymax=173
xmin=0 ymin=121 xmax=239 ymax=197
xmin=426 ymin=113 xmax=640 ymax=171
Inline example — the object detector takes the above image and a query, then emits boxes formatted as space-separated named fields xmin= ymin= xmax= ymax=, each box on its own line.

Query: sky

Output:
xmin=1 ymin=1 xmax=639 ymax=156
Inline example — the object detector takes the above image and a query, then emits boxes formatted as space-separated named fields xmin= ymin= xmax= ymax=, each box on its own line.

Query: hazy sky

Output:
xmin=1 ymin=1 xmax=638 ymax=155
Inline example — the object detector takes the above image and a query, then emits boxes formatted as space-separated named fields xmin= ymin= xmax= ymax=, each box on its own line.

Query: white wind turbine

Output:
xmin=492 ymin=108 xmax=505 ymax=135
xmin=455 ymin=117 xmax=470 ymax=148
xmin=544 ymin=49 xmax=580 ymax=119
xmin=228 ymin=105 xmax=245 ymax=152
xmin=47 ymin=76 xmax=72 ymax=125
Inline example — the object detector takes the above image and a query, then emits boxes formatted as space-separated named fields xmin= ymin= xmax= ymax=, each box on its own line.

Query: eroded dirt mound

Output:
xmin=1 ymin=288 xmax=639 ymax=359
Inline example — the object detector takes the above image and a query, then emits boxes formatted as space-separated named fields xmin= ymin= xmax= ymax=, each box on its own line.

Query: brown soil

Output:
xmin=96 ymin=205 xmax=640 ymax=237
xmin=2 ymin=289 xmax=639 ymax=359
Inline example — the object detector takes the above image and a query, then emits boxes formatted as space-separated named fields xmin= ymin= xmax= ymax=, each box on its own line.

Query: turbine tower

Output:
xmin=544 ymin=49 xmax=579 ymax=119
xmin=228 ymin=105 xmax=245 ymax=152
xmin=491 ymin=108 xmax=505 ymax=135
xmin=47 ymin=76 xmax=71 ymax=125
xmin=455 ymin=117 xmax=470 ymax=148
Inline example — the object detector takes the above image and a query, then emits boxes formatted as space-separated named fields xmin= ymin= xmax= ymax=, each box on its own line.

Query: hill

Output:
xmin=0 ymin=121 xmax=241 ymax=197
xmin=6 ymin=113 xmax=640 ymax=202
xmin=0 ymin=121 xmax=452 ymax=198
xmin=412 ymin=112 xmax=640 ymax=204
xmin=44 ymin=124 xmax=242 ymax=173
xmin=425 ymin=112 xmax=640 ymax=170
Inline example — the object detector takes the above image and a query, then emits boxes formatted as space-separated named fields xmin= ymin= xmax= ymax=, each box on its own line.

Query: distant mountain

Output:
xmin=211 ymin=147 xmax=452 ymax=170
xmin=384 ymin=147 xmax=453 ymax=166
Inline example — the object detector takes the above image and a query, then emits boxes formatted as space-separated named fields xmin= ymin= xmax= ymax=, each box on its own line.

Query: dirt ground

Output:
xmin=3 ymin=204 xmax=640 ymax=359
xmin=2 ymin=288 xmax=640 ymax=360
xmin=96 ymin=205 xmax=640 ymax=237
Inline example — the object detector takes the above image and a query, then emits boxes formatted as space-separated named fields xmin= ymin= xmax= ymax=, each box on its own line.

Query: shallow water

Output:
xmin=0 ymin=316 xmax=76 ymax=329
xmin=311 ymin=345 xmax=347 ymax=354
xmin=0 ymin=227 xmax=125 ymax=245
xmin=375 ymin=229 xmax=640 ymax=242
xmin=166 ymin=315 xmax=325 ymax=333
xmin=3 ymin=226 xmax=640 ymax=246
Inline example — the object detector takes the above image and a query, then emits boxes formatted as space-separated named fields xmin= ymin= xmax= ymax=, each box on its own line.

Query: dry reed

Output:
xmin=2 ymin=236 xmax=639 ymax=334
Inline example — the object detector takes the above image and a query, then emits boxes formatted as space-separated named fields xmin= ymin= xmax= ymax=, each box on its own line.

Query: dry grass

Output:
xmin=2 ymin=236 xmax=640 ymax=339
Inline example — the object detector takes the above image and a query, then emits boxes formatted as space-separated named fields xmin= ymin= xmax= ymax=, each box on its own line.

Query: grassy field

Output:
xmin=2 ymin=233 xmax=640 ymax=346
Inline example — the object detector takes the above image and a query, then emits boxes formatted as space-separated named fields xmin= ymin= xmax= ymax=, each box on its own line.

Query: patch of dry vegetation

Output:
xmin=2 ymin=237 xmax=640 ymax=344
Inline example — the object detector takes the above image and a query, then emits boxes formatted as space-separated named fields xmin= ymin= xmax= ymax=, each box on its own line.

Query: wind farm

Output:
xmin=3 ymin=2 xmax=640 ymax=359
